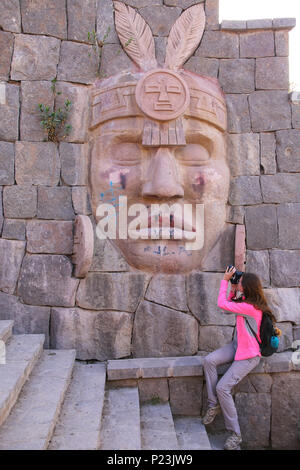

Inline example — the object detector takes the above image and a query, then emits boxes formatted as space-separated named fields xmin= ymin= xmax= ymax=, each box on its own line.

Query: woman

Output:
xmin=202 ymin=266 xmax=276 ymax=450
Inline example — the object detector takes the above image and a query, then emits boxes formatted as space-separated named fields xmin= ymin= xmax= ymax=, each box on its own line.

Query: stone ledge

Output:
xmin=289 ymin=91 xmax=300 ymax=104
xmin=107 ymin=351 xmax=300 ymax=381
xmin=221 ymin=17 xmax=296 ymax=32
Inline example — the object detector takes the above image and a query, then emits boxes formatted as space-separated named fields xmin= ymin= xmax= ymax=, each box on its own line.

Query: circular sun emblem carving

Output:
xmin=135 ymin=69 xmax=190 ymax=121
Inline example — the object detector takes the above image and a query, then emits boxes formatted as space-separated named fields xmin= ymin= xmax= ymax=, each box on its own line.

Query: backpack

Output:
xmin=245 ymin=312 xmax=279 ymax=357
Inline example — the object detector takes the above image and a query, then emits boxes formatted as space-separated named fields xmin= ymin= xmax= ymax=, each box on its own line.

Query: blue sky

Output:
xmin=219 ymin=0 xmax=300 ymax=89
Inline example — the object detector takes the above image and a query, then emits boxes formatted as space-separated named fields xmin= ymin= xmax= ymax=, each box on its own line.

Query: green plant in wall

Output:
xmin=38 ymin=78 xmax=72 ymax=143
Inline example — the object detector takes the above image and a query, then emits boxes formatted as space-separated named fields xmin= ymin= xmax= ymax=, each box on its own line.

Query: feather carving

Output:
xmin=113 ymin=1 xmax=157 ymax=71
xmin=165 ymin=3 xmax=206 ymax=70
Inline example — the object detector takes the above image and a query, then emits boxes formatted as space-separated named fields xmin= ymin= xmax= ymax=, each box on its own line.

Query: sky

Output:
xmin=219 ymin=0 xmax=300 ymax=90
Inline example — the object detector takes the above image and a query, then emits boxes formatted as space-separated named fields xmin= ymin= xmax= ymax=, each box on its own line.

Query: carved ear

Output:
xmin=165 ymin=3 xmax=206 ymax=71
xmin=113 ymin=1 xmax=157 ymax=71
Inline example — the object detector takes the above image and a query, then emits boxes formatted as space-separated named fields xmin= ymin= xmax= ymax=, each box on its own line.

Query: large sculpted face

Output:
xmin=88 ymin=3 xmax=230 ymax=274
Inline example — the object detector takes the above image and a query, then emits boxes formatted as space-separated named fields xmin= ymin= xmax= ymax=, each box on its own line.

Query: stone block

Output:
xmin=0 ymin=0 xmax=21 ymax=32
xmin=57 ymin=41 xmax=98 ymax=85
xmin=55 ymin=82 xmax=90 ymax=143
xmin=89 ymin=237 xmax=130 ymax=272
xmin=201 ymin=223 xmax=235 ymax=272
xmin=145 ymin=274 xmax=188 ymax=311
xmin=97 ymin=0 xmax=119 ymax=44
xmin=260 ymin=133 xmax=277 ymax=175
xmin=50 ymin=307 xmax=132 ymax=360
xmin=226 ymin=205 xmax=245 ymax=225
xmin=0 ymin=239 xmax=25 ymax=294
xmin=0 ymin=83 xmax=19 ymax=141
xmin=37 ymin=186 xmax=75 ymax=220
xmin=139 ymin=5 xmax=182 ymax=36
xmin=221 ymin=20 xmax=246 ymax=31
xmin=11 ymin=34 xmax=60 ymax=80
xmin=138 ymin=378 xmax=169 ymax=404
xmin=184 ymin=57 xmax=219 ymax=78
xmin=169 ymin=377 xmax=203 ymax=416
xmin=276 ymin=129 xmax=300 ymax=172
xmin=270 ymin=250 xmax=300 ymax=287
xmin=240 ymin=31 xmax=275 ymax=58
xmin=245 ymin=250 xmax=270 ymax=287
xmin=0 ymin=142 xmax=14 ymax=184
xmin=17 ymin=254 xmax=79 ymax=306
xmin=229 ymin=176 xmax=262 ymax=205
xmin=219 ymin=59 xmax=255 ymax=94
xmin=2 ymin=219 xmax=26 ymax=240
xmin=261 ymin=174 xmax=300 ymax=203
xmin=132 ymin=301 xmax=198 ymax=358
xmin=20 ymin=0 xmax=67 ymax=39
xmin=76 ymin=272 xmax=146 ymax=311
xmin=205 ymin=0 xmax=219 ymax=29
xmin=272 ymin=18 xmax=296 ymax=30
xmin=72 ymin=187 xmax=92 ymax=215
xmin=164 ymin=0 xmax=204 ymax=7
xmin=276 ymin=322 xmax=293 ymax=352
xmin=225 ymin=94 xmax=251 ymax=134
xmin=196 ymin=30 xmax=239 ymax=58
xmin=271 ymin=372 xmax=300 ymax=449
xmin=199 ymin=325 xmax=234 ymax=352
xmin=227 ymin=133 xmax=260 ymax=176
xmin=0 ymin=291 xmax=50 ymax=348
xmin=26 ymin=220 xmax=73 ymax=254
xmin=186 ymin=272 xmax=235 ymax=325
xmin=291 ymin=103 xmax=300 ymax=129
xmin=68 ymin=0 xmax=97 ymax=43
xmin=248 ymin=91 xmax=291 ymax=132
xmin=3 ymin=185 xmax=37 ymax=218
xmin=275 ymin=30 xmax=289 ymax=56
xmin=0 ymin=31 xmax=14 ymax=80
xmin=246 ymin=19 xmax=273 ymax=29
xmin=235 ymin=373 xmax=272 ymax=393
xmin=20 ymin=81 xmax=54 ymax=142
xmin=15 ymin=142 xmax=60 ymax=186
xmin=256 ymin=57 xmax=289 ymax=90
xmin=118 ymin=0 xmax=163 ymax=6
xmin=277 ymin=203 xmax=300 ymax=249
xmin=245 ymin=204 xmax=278 ymax=250
xmin=263 ymin=288 xmax=300 ymax=323
xmin=60 ymin=143 xmax=88 ymax=185
xmin=235 ymin=393 xmax=271 ymax=449
xmin=100 ymin=43 xmax=136 ymax=78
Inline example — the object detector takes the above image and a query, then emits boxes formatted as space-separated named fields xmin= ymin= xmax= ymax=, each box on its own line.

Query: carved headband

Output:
xmin=90 ymin=2 xmax=227 ymax=145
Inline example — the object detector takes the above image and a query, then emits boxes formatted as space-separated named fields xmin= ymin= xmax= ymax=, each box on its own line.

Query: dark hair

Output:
xmin=232 ymin=272 xmax=276 ymax=323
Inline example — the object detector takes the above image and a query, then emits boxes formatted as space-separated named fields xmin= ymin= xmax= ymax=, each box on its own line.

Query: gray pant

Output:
xmin=203 ymin=341 xmax=260 ymax=435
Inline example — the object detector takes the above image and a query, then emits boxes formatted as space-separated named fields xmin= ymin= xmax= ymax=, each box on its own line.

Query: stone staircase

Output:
xmin=0 ymin=319 xmax=213 ymax=450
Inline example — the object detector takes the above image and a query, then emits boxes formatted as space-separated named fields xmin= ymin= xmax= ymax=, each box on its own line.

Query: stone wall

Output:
xmin=0 ymin=0 xmax=299 ymax=365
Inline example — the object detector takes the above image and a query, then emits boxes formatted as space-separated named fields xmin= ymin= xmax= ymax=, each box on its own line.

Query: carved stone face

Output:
xmin=89 ymin=76 xmax=230 ymax=274
xmin=88 ymin=2 xmax=230 ymax=274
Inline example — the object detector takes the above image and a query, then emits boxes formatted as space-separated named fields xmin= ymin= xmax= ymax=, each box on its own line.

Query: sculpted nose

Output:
xmin=142 ymin=147 xmax=184 ymax=198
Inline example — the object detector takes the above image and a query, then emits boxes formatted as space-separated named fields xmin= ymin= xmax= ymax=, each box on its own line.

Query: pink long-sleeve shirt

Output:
xmin=217 ymin=279 xmax=262 ymax=361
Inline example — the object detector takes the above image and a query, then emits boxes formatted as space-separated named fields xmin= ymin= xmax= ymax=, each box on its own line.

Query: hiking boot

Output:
xmin=224 ymin=432 xmax=242 ymax=450
xmin=201 ymin=405 xmax=221 ymax=425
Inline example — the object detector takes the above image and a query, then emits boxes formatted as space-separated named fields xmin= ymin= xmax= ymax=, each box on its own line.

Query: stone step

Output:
xmin=206 ymin=431 xmax=229 ymax=450
xmin=99 ymin=386 xmax=141 ymax=450
xmin=0 ymin=349 xmax=76 ymax=450
xmin=140 ymin=402 xmax=179 ymax=450
xmin=48 ymin=362 xmax=106 ymax=450
xmin=0 ymin=334 xmax=45 ymax=428
xmin=173 ymin=416 xmax=212 ymax=450
xmin=0 ymin=320 xmax=14 ymax=344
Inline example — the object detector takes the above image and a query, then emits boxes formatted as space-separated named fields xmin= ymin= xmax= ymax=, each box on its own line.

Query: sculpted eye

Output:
xmin=110 ymin=142 xmax=142 ymax=166
xmin=175 ymin=144 xmax=211 ymax=166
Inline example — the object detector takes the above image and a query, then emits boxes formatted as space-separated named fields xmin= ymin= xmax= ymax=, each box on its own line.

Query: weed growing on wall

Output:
xmin=38 ymin=78 xmax=72 ymax=143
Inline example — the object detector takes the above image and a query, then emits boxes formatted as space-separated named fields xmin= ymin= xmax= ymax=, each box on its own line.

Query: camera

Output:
xmin=227 ymin=265 xmax=244 ymax=284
